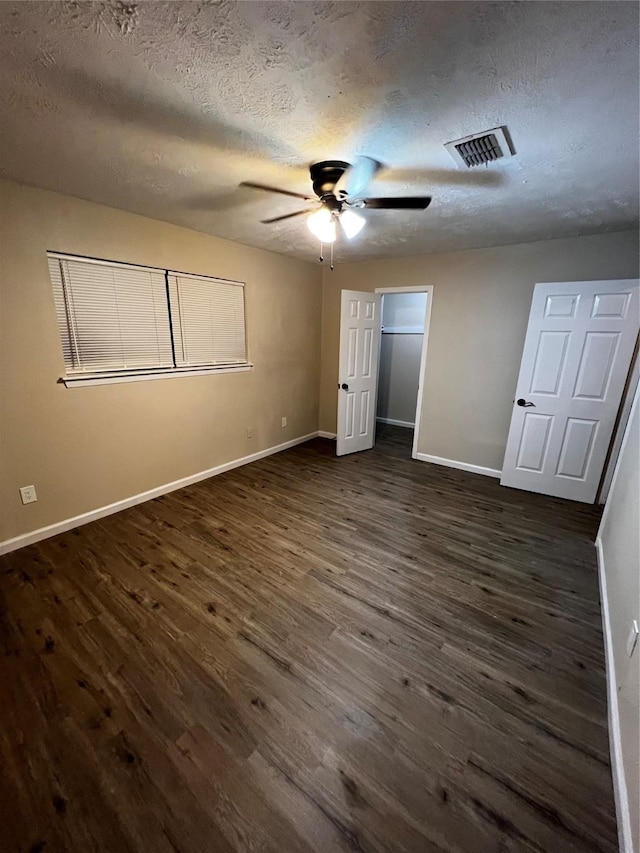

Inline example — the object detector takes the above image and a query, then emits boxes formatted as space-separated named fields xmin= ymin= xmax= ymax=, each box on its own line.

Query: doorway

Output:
xmin=335 ymin=286 xmax=433 ymax=458
xmin=375 ymin=286 xmax=433 ymax=459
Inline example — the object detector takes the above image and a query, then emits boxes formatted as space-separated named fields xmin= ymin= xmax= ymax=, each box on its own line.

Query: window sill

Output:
xmin=60 ymin=364 xmax=254 ymax=388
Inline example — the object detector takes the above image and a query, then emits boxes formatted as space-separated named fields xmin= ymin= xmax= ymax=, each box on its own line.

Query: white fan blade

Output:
xmin=334 ymin=156 xmax=379 ymax=200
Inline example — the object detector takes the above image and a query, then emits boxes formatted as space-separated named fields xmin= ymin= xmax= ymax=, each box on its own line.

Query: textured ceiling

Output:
xmin=0 ymin=1 xmax=638 ymax=262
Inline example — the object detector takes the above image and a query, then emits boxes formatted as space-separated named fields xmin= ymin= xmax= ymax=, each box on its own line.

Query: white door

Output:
xmin=336 ymin=290 xmax=381 ymax=456
xmin=501 ymin=279 xmax=639 ymax=502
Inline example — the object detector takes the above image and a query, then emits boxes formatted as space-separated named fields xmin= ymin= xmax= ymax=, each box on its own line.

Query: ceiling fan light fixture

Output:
xmin=307 ymin=207 xmax=336 ymax=243
xmin=245 ymin=158 xmax=432 ymax=266
xmin=339 ymin=209 xmax=365 ymax=239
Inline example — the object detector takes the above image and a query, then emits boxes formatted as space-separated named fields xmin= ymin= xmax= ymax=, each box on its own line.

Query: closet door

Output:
xmin=336 ymin=290 xmax=381 ymax=456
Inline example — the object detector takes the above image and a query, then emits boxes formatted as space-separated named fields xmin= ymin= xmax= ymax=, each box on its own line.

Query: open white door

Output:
xmin=501 ymin=279 xmax=639 ymax=502
xmin=336 ymin=290 xmax=381 ymax=456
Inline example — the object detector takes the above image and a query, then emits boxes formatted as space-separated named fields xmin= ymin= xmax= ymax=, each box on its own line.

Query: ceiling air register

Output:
xmin=444 ymin=126 xmax=513 ymax=169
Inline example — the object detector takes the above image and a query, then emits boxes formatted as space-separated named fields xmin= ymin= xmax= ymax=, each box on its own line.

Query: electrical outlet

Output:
xmin=281 ymin=417 xmax=287 ymax=428
xmin=246 ymin=427 xmax=253 ymax=439
xmin=627 ymin=620 xmax=639 ymax=658
xmin=19 ymin=485 xmax=37 ymax=505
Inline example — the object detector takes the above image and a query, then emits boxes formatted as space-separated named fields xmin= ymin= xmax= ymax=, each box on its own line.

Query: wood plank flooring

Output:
xmin=0 ymin=429 xmax=615 ymax=853
xmin=374 ymin=421 xmax=416 ymax=457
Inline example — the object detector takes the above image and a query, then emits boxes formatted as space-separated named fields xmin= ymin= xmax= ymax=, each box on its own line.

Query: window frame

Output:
xmin=47 ymin=252 xmax=253 ymax=387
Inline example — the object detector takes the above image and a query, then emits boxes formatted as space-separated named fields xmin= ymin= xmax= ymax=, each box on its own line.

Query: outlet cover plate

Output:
xmin=20 ymin=485 xmax=37 ymax=504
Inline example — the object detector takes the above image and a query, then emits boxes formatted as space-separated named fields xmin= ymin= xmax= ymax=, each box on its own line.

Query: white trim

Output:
xmin=595 ymin=536 xmax=633 ymax=853
xmin=599 ymin=386 xmax=639 ymax=534
xmin=376 ymin=417 xmax=415 ymax=429
xmin=416 ymin=452 xmax=502 ymax=479
xmin=375 ymin=286 xmax=430 ymax=294
xmin=0 ymin=432 xmax=319 ymax=556
xmin=412 ymin=288 xmax=433 ymax=460
xmin=595 ymin=385 xmax=639 ymax=853
xmin=62 ymin=364 xmax=253 ymax=387
xmin=599 ymin=346 xmax=639 ymax=504
xmin=374 ymin=285 xmax=434 ymax=462
xmin=318 ymin=431 xmax=336 ymax=439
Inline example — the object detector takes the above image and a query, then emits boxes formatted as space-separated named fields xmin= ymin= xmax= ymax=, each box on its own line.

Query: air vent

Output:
xmin=444 ymin=126 xmax=513 ymax=169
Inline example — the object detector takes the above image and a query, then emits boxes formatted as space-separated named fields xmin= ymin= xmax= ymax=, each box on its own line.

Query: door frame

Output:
xmin=598 ymin=337 xmax=639 ymax=503
xmin=374 ymin=285 xmax=434 ymax=460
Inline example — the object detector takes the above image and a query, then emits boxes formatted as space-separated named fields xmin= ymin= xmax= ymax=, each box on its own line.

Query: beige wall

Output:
xmin=2 ymin=181 xmax=638 ymax=547
xmin=598 ymin=386 xmax=640 ymax=853
xmin=0 ymin=180 xmax=322 ymax=543
xmin=320 ymin=231 xmax=640 ymax=470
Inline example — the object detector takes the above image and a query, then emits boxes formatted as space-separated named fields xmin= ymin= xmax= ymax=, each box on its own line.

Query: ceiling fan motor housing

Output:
xmin=310 ymin=161 xmax=349 ymax=200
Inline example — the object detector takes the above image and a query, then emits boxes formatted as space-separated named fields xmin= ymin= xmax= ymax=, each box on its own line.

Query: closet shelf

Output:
xmin=381 ymin=326 xmax=424 ymax=335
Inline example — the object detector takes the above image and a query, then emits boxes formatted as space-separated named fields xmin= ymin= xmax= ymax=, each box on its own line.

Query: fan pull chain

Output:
xmin=317 ymin=240 xmax=335 ymax=269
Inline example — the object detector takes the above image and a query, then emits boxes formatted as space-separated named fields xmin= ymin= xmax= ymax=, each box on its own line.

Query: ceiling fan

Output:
xmin=241 ymin=158 xmax=432 ymax=262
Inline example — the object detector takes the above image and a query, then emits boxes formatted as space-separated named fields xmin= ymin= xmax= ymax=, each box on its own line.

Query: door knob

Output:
xmin=341 ymin=383 xmax=349 ymax=391
xmin=516 ymin=398 xmax=536 ymax=408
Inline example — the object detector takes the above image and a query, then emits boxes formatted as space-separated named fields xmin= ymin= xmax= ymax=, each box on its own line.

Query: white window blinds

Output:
xmin=168 ymin=273 xmax=247 ymax=367
xmin=47 ymin=254 xmax=249 ymax=380
xmin=48 ymin=255 xmax=173 ymax=373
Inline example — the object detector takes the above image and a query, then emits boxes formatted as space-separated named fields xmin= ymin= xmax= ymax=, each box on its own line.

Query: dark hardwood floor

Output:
xmin=0 ymin=430 xmax=615 ymax=852
xmin=375 ymin=421 xmax=415 ymax=457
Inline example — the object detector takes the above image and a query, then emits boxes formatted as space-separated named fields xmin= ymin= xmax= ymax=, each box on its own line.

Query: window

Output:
xmin=167 ymin=272 xmax=247 ymax=367
xmin=47 ymin=253 xmax=249 ymax=386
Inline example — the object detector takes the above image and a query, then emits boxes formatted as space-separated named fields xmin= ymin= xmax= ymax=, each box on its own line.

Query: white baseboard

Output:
xmin=595 ymin=535 xmax=633 ymax=853
xmin=415 ymin=452 xmax=502 ymax=479
xmin=376 ymin=417 xmax=415 ymax=429
xmin=0 ymin=432 xmax=320 ymax=556
xmin=317 ymin=431 xmax=336 ymax=439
